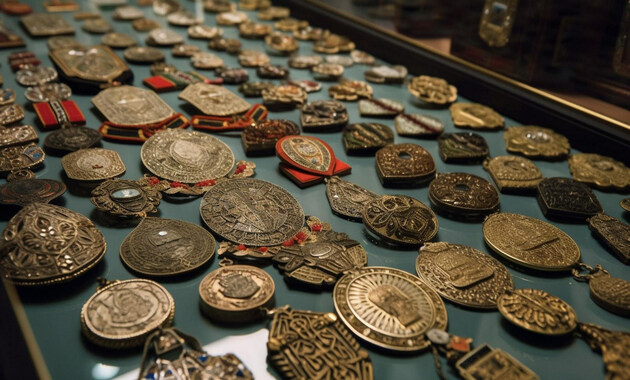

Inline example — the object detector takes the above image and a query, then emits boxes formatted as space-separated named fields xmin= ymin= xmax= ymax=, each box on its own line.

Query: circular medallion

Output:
xmin=141 ymin=129 xmax=235 ymax=183
xmin=91 ymin=179 xmax=162 ymax=218
xmin=416 ymin=242 xmax=514 ymax=309
xmin=123 ymin=46 xmax=165 ymax=63
xmin=0 ymin=203 xmax=106 ymax=286
xmin=568 ymin=153 xmax=630 ymax=191
xmin=199 ymin=265 xmax=275 ymax=323
xmin=120 ymin=217 xmax=216 ymax=277
xmin=482 ymin=212 xmax=581 ymax=271
xmin=43 ymin=126 xmax=102 ymax=154
xmin=0 ymin=178 xmax=66 ymax=207
xmin=101 ymin=32 xmax=137 ymax=48
xmin=428 ymin=173 xmax=500 ymax=220
xmin=497 ymin=288 xmax=578 ymax=335
xmin=504 ymin=126 xmax=570 ymax=160
xmin=61 ymin=148 xmax=126 ymax=181
xmin=200 ymin=178 xmax=304 ymax=246
xmin=362 ymin=195 xmax=438 ymax=246
xmin=333 ymin=266 xmax=448 ymax=352
xmin=81 ymin=279 xmax=174 ymax=348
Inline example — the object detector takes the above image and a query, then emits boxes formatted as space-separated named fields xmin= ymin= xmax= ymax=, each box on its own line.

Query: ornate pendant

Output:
xmin=394 ymin=114 xmax=444 ymax=138
xmin=449 ymin=102 xmax=504 ymax=130
xmin=276 ymin=135 xmax=337 ymax=176
xmin=325 ymin=176 xmax=379 ymax=221
xmin=375 ymin=143 xmax=436 ymax=186
xmin=537 ymin=177 xmax=603 ymax=220
xmin=504 ymin=126 xmax=570 ymax=160
xmin=568 ymin=153 xmax=630 ymax=191
xmin=428 ymin=172 xmax=500 ymax=220
xmin=437 ymin=132 xmax=489 ymax=163
xmin=483 ymin=155 xmax=543 ymax=193
xmin=91 ymin=178 xmax=162 ymax=218
xmin=343 ymin=123 xmax=394 ymax=155
xmin=587 ymin=213 xmax=630 ymax=264
xmin=61 ymin=148 xmax=125 ymax=181
xmin=573 ymin=264 xmax=630 ymax=317
xmin=408 ymin=75 xmax=457 ymax=105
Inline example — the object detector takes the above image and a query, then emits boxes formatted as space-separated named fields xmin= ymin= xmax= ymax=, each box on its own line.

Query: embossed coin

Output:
xmin=333 ymin=266 xmax=448 ymax=352
xmin=437 ymin=132 xmax=489 ymax=163
xmin=43 ymin=126 xmax=101 ymax=154
xmin=300 ymin=100 xmax=348 ymax=131
xmin=375 ymin=143 xmax=436 ymax=186
xmin=0 ymin=177 xmax=66 ymax=207
xmin=587 ymin=213 xmax=630 ymax=264
xmin=121 ymin=217 xmax=215 ymax=276
xmin=497 ymin=289 xmax=577 ymax=335
xmin=101 ymin=32 xmax=137 ymax=48
xmin=417 ymin=242 xmax=514 ymax=309
xmin=141 ymin=129 xmax=235 ymax=183
xmin=483 ymin=212 xmax=581 ymax=271
xmin=394 ymin=114 xmax=444 ymax=138
xmin=483 ymin=155 xmax=543 ymax=193
xmin=537 ymin=177 xmax=603 ymax=220
xmin=91 ymin=179 xmax=161 ymax=218
xmin=568 ymin=153 xmax=630 ymax=191
xmin=62 ymin=148 xmax=125 ymax=181
xmin=325 ymin=176 xmax=378 ymax=221
xmin=123 ymin=46 xmax=165 ymax=64
xmin=363 ymin=195 xmax=438 ymax=246
xmin=93 ymin=86 xmax=175 ymax=126
xmin=343 ymin=123 xmax=394 ymax=155
xmin=200 ymin=178 xmax=304 ymax=246
xmin=449 ymin=103 xmax=504 ymax=130
xmin=408 ymin=75 xmax=457 ymax=105
xmin=0 ymin=143 xmax=45 ymax=175
xmin=428 ymin=173 xmax=500 ymax=220
xmin=199 ymin=265 xmax=274 ymax=322
xmin=81 ymin=279 xmax=174 ymax=348
xmin=179 ymin=83 xmax=250 ymax=116
xmin=504 ymin=126 xmax=570 ymax=160
xmin=0 ymin=203 xmax=106 ymax=285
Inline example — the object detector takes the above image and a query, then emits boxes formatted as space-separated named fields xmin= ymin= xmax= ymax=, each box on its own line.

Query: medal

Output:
xmin=101 ymin=32 xmax=137 ymax=48
xmin=364 ymin=65 xmax=407 ymax=83
xmin=301 ymin=100 xmax=348 ymax=131
xmin=328 ymin=79 xmax=373 ymax=101
xmin=428 ymin=173 xmax=500 ymax=220
xmin=325 ymin=176 xmax=378 ymax=222
xmin=0 ymin=25 xmax=25 ymax=48
xmin=21 ymin=13 xmax=74 ymax=36
xmin=313 ymin=33 xmax=355 ymax=54
xmin=24 ymin=83 xmax=71 ymax=103
xmin=191 ymin=104 xmax=268 ymax=133
xmin=375 ymin=143 xmax=436 ymax=186
xmin=449 ymin=102 xmax=505 ymax=130
xmin=537 ymin=177 xmax=603 ymax=220
xmin=343 ymin=123 xmax=394 ymax=155
xmin=351 ymin=50 xmax=375 ymax=64
xmin=61 ymin=148 xmax=125 ymax=181
xmin=437 ymin=132 xmax=489 ymax=163
xmin=167 ymin=10 xmax=202 ymax=26
xmin=191 ymin=52 xmax=224 ymax=70
xmin=394 ymin=113 xmax=444 ymax=138
xmin=112 ymin=5 xmax=144 ymax=20
xmin=456 ymin=344 xmax=539 ymax=380
xmin=241 ymin=119 xmax=300 ymax=156
xmin=208 ymin=37 xmax=242 ymax=54
xmin=33 ymin=100 xmax=86 ymax=130
xmin=0 ymin=171 xmax=66 ymax=207
xmin=483 ymin=155 xmax=543 ymax=193
xmin=91 ymin=178 xmax=162 ymax=218
xmin=93 ymin=86 xmax=175 ymax=126
xmin=16 ymin=66 xmax=57 ymax=86
xmin=0 ymin=104 xmax=26 ymax=127
xmin=621 ymin=198 xmax=630 ymax=212
xmin=171 ymin=44 xmax=201 ymax=57
xmin=504 ymin=126 xmax=571 ymax=160
xmin=293 ymin=26 xmax=329 ymax=41
xmin=43 ymin=126 xmax=101 ymax=154
xmin=204 ymin=0 xmax=235 ymax=13
xmin=0 ymin=89 xmax=16 ymax=106
xmin=275 ymin=17 xmax=308 ymax=32
xmin=124 ymin=46 xmax=165 ymax=63
xmin=358 ymin=98 xmax=404 ymax=117
xmin=408 ymin=75 xmax=457 ymax=105
xmin=216 ymin=67 xmax=249 ymax=83
xmin=573 ymin=263 xmax=630 ymax=317
xmin=257 ymin=64 xmax=289 ymax=79
xmin=81 ymin=18 xmax=112 ymax=34
xmin=324 ymin=55 xmax=354 ymax=67
xmin=132 ymin=18 xmax=160 ymax=31
xmin=47 ymin=36 xmax=84 ymax=51
xmin=286 ymin=79 xmax=322 ymax=93
xmin=257 ymin=6 xmax=289 ymax=20
xmin=238 ymin=81 xmax=275 ymax=97
xmin=587 ymin=213 xmax=630 ymax=264
xmin=0 ymin=124 xmax=37 ymax=149
xmin=179 ymin=83 xmax=251 ymax=116
xmin=568 ymin=153 xmax=630 ymax=191
xmin=144 ymin=68 xmax=208 ymax=93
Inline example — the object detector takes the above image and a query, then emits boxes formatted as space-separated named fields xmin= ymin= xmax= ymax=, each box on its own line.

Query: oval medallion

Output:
xmin=428 ymin=172 xmax=500 ymax=220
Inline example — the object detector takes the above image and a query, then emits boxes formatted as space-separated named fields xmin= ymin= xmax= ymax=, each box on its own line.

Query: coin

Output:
xmin=437 ymin=132 xmax=489 ymax=163
xmin=288 ymin=55 xmax=322 ymax=69
xmin=92 ymin=86 xmax=175 ymax=126
xmin=343 ymin=123 xmax=394 ymax=155
xmin=568 ymin=153 xmax=630 ymax=191
xmin=537 ymin=177 xmax=603 ymax=220
xmin=333 ymin=266 xmax=448 ymax=352
xmin=417 ymin=242 xmax=514 ymax=309
xmin=504 ymin=126 xmax=570 ymax=160
xmin=200 ymin=178 xmax=304 ymax=246
xmin=132 ymin=18 xmax=160 ymax=31
xmin=313 ymin=34 xmax=354 ymax=54
xmin=364 ymin=65 xmax=407 ymax=83
xmin=483 ymin=155 xmax=543 ymax=193
xmin=101 ymin=32 xmax=137 ymax=48
xmin=199 ymin=265 xmax=274 ymax=323
xmin=324 ymin=55 xmax=354 ymax=67
xmin=258 ymin=6 xmax=289 ymax=20
xmin=123 ymin=46 xmax=165 ymax=63
xmin=358 ymin=98 xmax=404 ymax=117
xmin=146 ymin=28 xmax=184 ymax=46
xmin=0 ymin=143 xmax=45 ymax=175
xmin=188 ymin=25 xmax=223 ymax=40
xmin=179 ymin=83 xmax=250 ymax=116
xmin=428 ymin=173 xmax=500 ymax=220
xmin=141 ymin=129 xmax=235 ymax=183
xmin=21 ymin=13 xmax=75 ymax=36
xmin=312 ymin=63 xmax=343 ymax=81
xmin=121 ymin=217 xmax=215 ymax=276
xmin=449 ymin=103 xmax=504 ymax=130
xmin=375 ymin=143 xmax=436 ymax=186
xmin=408 ymin=75 xmax=457 ymax=105
xmin=0 ymin=178 xmax=66 ymax=207
xmin=325 ymin=176 xmax=379 ymax=221
xmin=588 ymin=214 xmax=630 ymax=264
xmin=112 ymin=5 xmax=144 ymax=20
xmin=394 ymin=114 xmax=444 ymax=138
xmin=300 ymin=100 xmax=348 ymax=131
xmin=363 ymin=195 xmax=438 ymax=246
xmin=191 ymin=52 xmax=224 ymax=69
xmin=0 ymin=203 xmax=106 ymax=286
xmin=81 ymin=279 xmax=174 ymax=348
xmin=43 ymin=126 xmax=101 ymax=154
xmin=61 ymin=148 xmax=125 ymax=181
xmin=483 ymin=212 xmax=581 ymax=271
xmin=82 ymin=18 xmax=112 ymax=34
xmin=91 ymin=179 xmax=161 ymax=218
xmin=497 ymin=289 xmax=578 ymax=335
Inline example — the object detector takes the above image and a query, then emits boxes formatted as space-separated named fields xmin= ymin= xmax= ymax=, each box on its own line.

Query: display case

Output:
xmin=1 ymin=1 xmax=629 ymax=380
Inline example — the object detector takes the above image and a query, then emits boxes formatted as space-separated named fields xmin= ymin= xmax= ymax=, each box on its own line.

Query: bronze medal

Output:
xmin=537 ymin=177 xmax=603 ymax=220
xmin=300 ymin=100 xmax=348 ymax=131
xmin=449 ymin=102 xmax=504 ymax=130
xmin=483 ymin=155 xmax=543 ymax=193
xmin=91 ymin=179 xmax=162 ymax=218
xmin=325 ymin=176 xmax=379 ymax=222
xmin=504 ymin=126 xmax=570 ymax=160
xmin=375 ymin=143 xmax=436 ymax=186
xmin=343 ymin=123 xmax=394 ymax=155
xmin=43 ymin=126 xmax=101 ymax=154
xmin=61 ymin=148 xmax=125 ymax=181
xmin=568 ymin=153 xmax=630 ymax=191
xmin=428 ymin=172 xmax=500 ymax=220
xmin=437 ymin=132 xmax=489 ymax=163
xmin=587 ymin=213 xmax=630 ymax=264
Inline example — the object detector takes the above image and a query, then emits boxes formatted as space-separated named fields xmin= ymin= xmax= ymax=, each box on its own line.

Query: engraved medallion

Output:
xmin=217 ymin=11 xmax=249 ymax=25
xmin=0 ymin=177 xmax=66 ymax=207
xmin=262 ymin=84 xmax=307 ymax=109
xmin=191 ymin=52 xmax=224 ymax=69
xmin=312 ymin=63 xmax=343 ymax=81
xmin=587 ymin=213 xmax=630 ymax=264
xmin=113 ymin=5 xmax=144 ymax=20
xmin=199 ymin=265 xmax=274 ymax=322
xmin=0 ymin=104 xmax=25 ymax=126
xmin=483 ymin=212 xmax=581 ymax=271
xmin=358 ymin=98 xmax=404 ymax=117
xmin=0 ymin=124 xmax=38 ymax=149
xmin=437 ymin=132 xmax=489 ymax=163
xmin=179 ymin=83 xmax=250 ymax=116
xmin=82 ymin=18 xmax=112 ymax=34
xmin=141 ymin=129 xmax=235 ymax=183
xmin=21 ymin=13 xmax=74 ymax=36
xmin=123 ymin=46 xmax=165 ymax=63
xmin=43 ymin=126 xmax=101 ymax=154
xmin=200 ymin=178 xmax=304 ymax=246
xmin=24 ymin=83 xmax=71 ymax=103
xmin=167 ymin=10 xmax=202 ymax=26
xmin=428 ymin=173 xmax=500 ymax=220
xmin=267 ymin=307 xmax=373 ymax=380
xmin=50 ymin=45 xmax=129 ymax=84
xmin=276 ymin=135 xmax=336 ymax=176
xmin=257 ymin=65 xmax=289 ymax=79
xmin=343 ymin=123 xmax=394 ymax=156
xmin=132 ymin=18 xmax=160 ymax=32
xmin=258 ymin=6 xmax=289 ymax=20
xmin=537 ymin=177 xmax=603 ymax=220
xmin=0 ymin=143 xmax=45 ymax=175
xmin=568 ymin=153 xmax=630 ymax=191
xmin=101 ymin=32 xmax=137 ymax=48
xmin=333 ymin=266 xmax=448 ymax=352
xmin=375 ymin=143 xmax=436 ymax=186
xmin=456 ymin=344 xmax=540 ymax=380
xmin=93 ymin=86 xmax=175 ymax=126
xmin=573 ymin=264 xmax=630 ymax=316
xmin=408 ymin=75 xmax=457 ymax=105
xmin=265 ymin=32 xmax=299 ymax=55
xmin=364 ymin=65 xmax=407 ymax=83
xmin=0 ymin=89 xmax=16 ymax=107
xmin=239 ymin=22 xmax=272 ymax=39
xmin=288 ymin=54 xmax=322 ymax=69
xmin=91 ymin=179 xmax=162 ymax=218
xmin=497 ymin=289 xmax=577 ymax=335
xmin=483 ymin=155 xmax=543 ymax=193
xmin=449 ymin=103 xmax=504 ymax=130
xmin=238 ymin=81 xmax=275 ymax=97
xmin=61 ymin=148 xmax=125 ymax=181
xmin=351 ymin=50 xmax=375 ymax=65
xmin=171 ymin=44 xmax=201 ymax=57
xmin=314 ymin=34 xmax=355 ymax=54
xmin=362 ymin=195 xmax=438 ymax=246
xmin=0 ymin=203 xmax=106 ymax=285
xmin=300 ymin=100 xmax=348 ymax=131
xmin=216 ymin=67 xmax=249 ymax=83
xmin=242 ymin=119 xmax=300 ymax=156
xmin=208 ymin=37 xmax=242 ymax=54
xmin=16 ymin=66 xmax=58 ymax=86
xmin=146 ymin=28 xmax=184 ymax=46
xmin=120 ymin=217 xmax=215 ymax=276
xmin=577 ymin=323 xmax=630 ymax=380
xmin=504 ymin=126 xmax=571 ymax=160
xmin=188 ymin=25 xmax=223 ymax=40
xmin=237 ymin=50 xmax=270 ymax=67
xmin=81 ymin=279 xmax=174 ymax=348
xmin=329 ymin=79 xmax=373 ymax=101
xmin=325 ymin=176 xmax=378 ymax=221
xmin=394 ymin=113 xmax=444 ymax=138
xmin=274 ymin=18 xmax=308 ymax=32
xmin=417 ymin=242 xmax=514 ymax=309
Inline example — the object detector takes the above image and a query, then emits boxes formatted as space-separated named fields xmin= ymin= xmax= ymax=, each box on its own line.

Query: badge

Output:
xmin=364 ymin=65 xmax=407 ymax=83
xmin=33 ymin=100 xmax=85 ymax=129
xmin=0 ymin=143 xmax=45 ymax=175
xmin=325 ymin=176 xmax=378 ymax=222
xmin=262 ymin=84 xmax=307 ymax=109
xmin=408 ymin=75 xmax=457 ymax=105
xmin=257 ymin=6 xmax=289 ymax=20
xmin=216 ymin=11 xmax=249 ymax=25
xmin=20 ymin=13 xmax=74 ymax=36
xmin=300 ymin=100 xmax=348 ymax=131
xmin=101 ymin=32 xmax=137 ymax=48
xmin=0 ymin=124 xmax=37 ymax=149
xmin=479 ymin=0 xmax=518 ymax=47
xmin=437 ymin=132 xmax=489 ymax=163
xmin=449 ymin=102 xmax=505 ymax=130
xmin=50 ymin=45 xmax=131 ymax=90
xmin=91 ymin=179 xmax=162 ymax=218
xmin=537 ymin=177 xmax=603 ymax=220
xmin=242 ymin=118 xmax=300 ymax=156
xmin=61 ymin=148 xmax=125 ymax=181
xmin=350 ymin=50 xmax=375 ymax=64
xmin=428 ymin=173 xmax=500 ymax=220
xmin=191 ymin=52 xmax=224 ymax=69
xmin=375 ymin=143 xmax=436 ymax=186
xmin=238 ymin=50 xmax=270 ymax=67
xmin=239 ymin=21 xmax=272 ymax=39
xmin=573 ymin=263 xmax=630 ymax=316
xmin=188 ymin=24 xmax=223 ymax=39
xmin=328 ymin=79 xmax=373 ymax=101
xmin=504 ymin=126 xmax=571 ymax=160
xmin=124 ymin=46 xmax=165 ymax=63
xmin=343 ymin=123 xmax=394 ymax=155
xmin=146 ymin=28 xmax=184 ymax=46
xmin=0 ymin=173 xmax=66 ymax=207
xmin=288 ymin=54 xmax=322 ymax=69
xmin=216 ymin=67 xmax=249 ymax=83
xmin=81 ymin=18 xmax=112 ymax=34
xmin=265 ymin=32 xmax=299 ymax=55
xmin=238 ymin=81 xmax=275 ymax=97
xmin=358 ymin=98 xmax=404 ymax=117
xmin=180 ymin=83 xmax=251 ymax=116
xmin=483 ymin=155 xmax=543 ymax=193
xmin=568 ymin=153 xmax=630 ymax=191
xmin=394 ymin=113 xmax=444 ymax=138
xmin=191 ymin=104 xmax=268 ymax=132
xmin=43 ymin=126 xmax=101 ymax=154
xmin=257 ymin=64 xmax=289 ymax=79
xmin=314 ymin=33 xmax=355 ymax=54
xmin=312 ymin=63 xmax=344 ymax=81
xmin=587 ymin=213 xmax=630 ymax=264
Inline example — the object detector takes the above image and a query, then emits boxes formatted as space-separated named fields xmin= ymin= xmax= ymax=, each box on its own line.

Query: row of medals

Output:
xmin=1 ymin=1 xmax=630 ymax=380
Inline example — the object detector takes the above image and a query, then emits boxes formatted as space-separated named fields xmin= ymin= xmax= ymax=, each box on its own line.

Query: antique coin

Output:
xmin=16 ymin=66 xmax=58 ymax=86
xmin=328 ymin=79 xmax=373 ymax=101
xmin=81 ymin=278 xmax=174 ymax=348
xmin=449 ymin=103 xmax=504 ymax=130
xmin=238 ymin=50 xmax=270 ymax=67
xmin=47 ymin=36 xmax=84 ymax=51
xmin=188 ymin=25 xmax=223 ymax=39
xmin=167 ymin=10 xmax=202 ymax=26
xmin=362 ymin=195 xmax=438 ymax=246
xmin=408 ymin=75 xmax=457 ymax=105
xmin=123 ymin=46 xmax=165 ymax=63
xmin=568 ymin=153 xmax=630 ymax=191
xmin=200 ymin=178 xmax=304 ymax=246
xmin=456 ymin=344 xmax=540 ymax=380
xmin=199 ymin=265 xmax=274 ymax=322
xmin=375 ymin=143 xmax=436 ymax=186
xmin=537 ymin=177 xmax=603 ymax=220
xmin=288 ymin=54 xmax=322 ymax=69
xmin=325 ymin=176 xmax=379 ymax=221
xmin=364 ymin=65 xmax=407 ymax=83
xmin=50 ymin=45 xmax=129 ymax=85
xmin=179 ymin=83 xmax=250 ymax=116
xmin=91 ymin=179 xmax=161 ymax=218
xmin=312 ymin=63 xmax=343 ymax=81
xmin=573 ymin=263 xmax=630 ymax=316
xmin=265 ymin=32 xmax=299 ymax=55
xmin=146 ymin=28 xmax=184 ymax=46
xmin=0 ymin=89 xmax=16 ymax=106
xmin=21 ymin=13 xmax=74 ymax=36
xmin=577 ymin=323 xmax=630 ymax=380
xmin=267 ymin=307 xmax=373 ymax=380
xmin=258 ymin=6 xmax=289 ymax=20
xmin=333 ymin=266 xmax=448 ymax=352
xmin=242 ymin=119 xmax=300 ymax=156
xmin=0 ymin=143 xmax=45 ymax=175
xmin=216 ymin=11 xmax=249 ymax=25
xmin=358 ymin=98 xmax=404 ymax=117
xmin=497 ymin=288 xmax=578 ymax=335
xmin=394 ymin=113 xmax=444 ymax=138
xmin=262 ymin=84 xmax=307 ymax=109
xmin=0 ymin=176 xmax=66 ymax=207
xmin=101 ymin=32 xmax=137 ymax=48
xmin=588 ymin=214 xmax=630 ymax=264
xmin=61 ymin=148 xmax=125 ymax=181
xmin=428 ymin=173 xmax=500 ymax=220
xmin=301 ymin=100 xmax=348 ymax=131
xmin=208 ymin=37 xmax=242 ymax=54
xmin=437 ymin=132 xmax=489 ymax=163
xmin=191 ymin=52 xmax=224 ymax=69
xmin=504 ymin=126 xmax=571 ymax=160
xmin=120 ymin=217 xmax=215 ymax=276
xmin=324 ymin=55 xmax=354 ymax=67
xmin=0 ymin=124 xmax=38 ymax=149
xmin=239 ymin=22 xmax=272 ymax=39
xmin=93 ymin=86 xmax=174 ymax=126
xmin=483 ymin=212 xmax=581 ymax=271
xmin=112 ymin=5 xmax=144 ymax=20
xmin=483 ymin=155 xmax=543 ymax=193
xmin=24 ymin=83 xmax=71 ymax=103
xmin=257 ymin=65 xmax=289 ymax=79
xmin=0 ymin=203 xmax=106 ymax=286
xmin=43 ymin=126 xmax=101 ymax=154
xmin=351 ymin=50 xmax=375 ymax=65
xmin=417 ymin=242 xmax=514 ymax=309
xmin=82 ymin=18 xmax=112 ymax=34
xmin=238 ymin=81 xmax=275 ymax=97
xmin=216 ymin=67 xmax=249 ymax=83
xmin=0 ymin=104 xmax=25 ymax=126
xmin=314 ymin=34 xmax=355 ymax=54
xmin=343 ymin=123 xmax=394 ymax=156
xmin=276 ymin=135 xmax=337 ymax=176
xmin=132 ymin=18 xmax=161 ymax=31
xmin=141 ymin=129 xmax=235 ymax=183
xmin=171 ymin=44 xmax=201 ymax=57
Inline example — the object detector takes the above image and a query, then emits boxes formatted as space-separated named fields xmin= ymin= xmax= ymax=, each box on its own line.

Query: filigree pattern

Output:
xmin=588 ymin=271 xmax=630 ymax=316
xmin=0 ymin=124 xmax=37 ymax=149
xmin=0 ymin=178 xmax=66 ymax=206
xmin=242 ymin=119 xmax=299 ymax=156
xmin=588 ymin=213 xmax=630 ymax=264
xmin=278 ymin=135 xmax=334 ymax=175
xmin=375 ymin=143 xmax=435 ymax=182
xmin=179 ymin=83 xmax=250 ymax=116
xmin=91 ymin=179 xmax=161 ymax=217
xmin=578 ymin=323 xmax=630 ymax=380
xmin=92 ymin=85 xmax=175 ymax=125
xmin=61 ymin=148 xmax=125 ymax=181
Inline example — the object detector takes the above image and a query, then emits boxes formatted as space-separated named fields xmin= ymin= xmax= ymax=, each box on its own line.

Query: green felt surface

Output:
xmin=1 ymin=2 xmax=629 ymax=379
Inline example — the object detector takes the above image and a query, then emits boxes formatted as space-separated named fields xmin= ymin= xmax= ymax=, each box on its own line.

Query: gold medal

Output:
xmin=179 ymin=83 xmax=250 ymax=116
xmin=573 ymin=263 xmax=630 ymax=317
xmin=504 ymin=126 xmax=570 ymax=160
xmin=587 ymin=213 xmax=630 ymax=264
xmin=568 ymin=153 xmax=630 ymax=191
